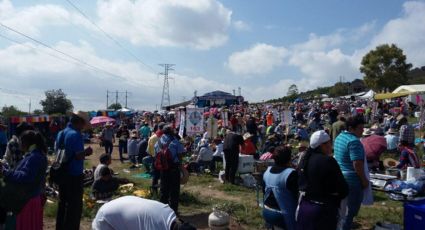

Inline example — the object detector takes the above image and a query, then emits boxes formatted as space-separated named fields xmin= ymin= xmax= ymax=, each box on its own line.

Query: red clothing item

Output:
xmin=240 ymin=139 xmax=256 ymax=155
xmin=16 ymin=195 xmax=43 ymax=230
xmin=266 ymin=114 xmax=273 ymax=126
xmin=156 ymin=130 xmax=163 ymax=138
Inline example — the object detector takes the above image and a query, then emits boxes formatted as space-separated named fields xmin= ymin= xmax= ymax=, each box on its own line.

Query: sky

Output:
xmin=0 ymin=0 xmax=425 ymax=112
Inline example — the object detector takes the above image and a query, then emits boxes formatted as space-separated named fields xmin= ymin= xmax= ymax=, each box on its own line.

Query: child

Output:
xmin=94 ymin=153 xmax=112 ymax=181
xmin=92 ymin=167 xmax=119 ymax=200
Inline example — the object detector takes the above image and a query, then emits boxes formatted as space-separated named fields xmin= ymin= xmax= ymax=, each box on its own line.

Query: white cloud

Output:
xmin=227 ymin=43 xmax=288 ymax=75
xmin=0 ymin=1 xmax=70 ymax=37
xmin=0 ymin=40 xmax=238 ymax=111
xmin=96 ymin=0 xmax=232 ymax=50
xmin=292 ymin=33 xmax=344 ymax=52
xmin=362 ymin=1 xmax=425 ymax=67
xmin=233 ymin=20 xmax=250 ymax=31
xmin=289 ymin=49 xmax=357 ymax=84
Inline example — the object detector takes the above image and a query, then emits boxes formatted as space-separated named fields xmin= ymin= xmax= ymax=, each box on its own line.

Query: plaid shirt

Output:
xmin=3 ymin=135 xmax=23 ymax=169
xmin=399 ymin=124 xmax=415 ymax=145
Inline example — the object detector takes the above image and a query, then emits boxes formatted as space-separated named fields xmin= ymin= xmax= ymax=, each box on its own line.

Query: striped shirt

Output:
xmin=334 ymin=131 xmax=365 ymax=187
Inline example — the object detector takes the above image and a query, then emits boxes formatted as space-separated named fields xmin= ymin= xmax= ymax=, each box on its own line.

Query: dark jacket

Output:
xmin=298 ymin=148 xmax=348 ymax=206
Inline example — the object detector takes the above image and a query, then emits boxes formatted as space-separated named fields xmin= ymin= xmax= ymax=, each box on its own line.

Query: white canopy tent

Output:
xmin=393 ymin=84 xmax=425 ymax=94
xmin=358 ymin=90 xmax=375 ymax=99
xmin=392 ymin=84 xmax=425 ymax=105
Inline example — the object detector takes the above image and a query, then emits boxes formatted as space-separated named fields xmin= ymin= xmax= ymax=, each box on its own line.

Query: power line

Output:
xmin=0 ymin=32 xmax=93 ymax=70
xmin=64 ymin=0 xmax=158 ymax=73
xmin=0 ymin=22 xmax=126 ymax=81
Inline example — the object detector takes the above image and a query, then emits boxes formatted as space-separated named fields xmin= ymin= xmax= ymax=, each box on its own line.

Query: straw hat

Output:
xmin=362 ymin=128 xmax=373 ymax=137
xmin=74 ymin=111 xmax=91 ymax=129
xmin=387 ymin=128 xmax=398 ymax=134
xmin=243 ymin=133 xmax=253 ymax=140
xmin=130 ymin=130 xmax=138 ymax=138
xmin=180 ymin=166 xmax=189 ymax=185
xmin=383 ymin=158 xmax=399 ymax=168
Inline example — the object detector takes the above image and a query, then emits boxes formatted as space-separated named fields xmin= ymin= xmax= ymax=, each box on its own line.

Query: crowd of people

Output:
xmin=0 ymin=95 xmax=422 ymax=229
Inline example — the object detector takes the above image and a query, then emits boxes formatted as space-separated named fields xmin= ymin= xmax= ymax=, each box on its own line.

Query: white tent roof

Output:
xmin=359 ymin=90 xmax=375 ymax=99
xmin=393 ymin=84 xmax=425 ymax=94
xmin=118 ymin=108 xmax=132 ymax=112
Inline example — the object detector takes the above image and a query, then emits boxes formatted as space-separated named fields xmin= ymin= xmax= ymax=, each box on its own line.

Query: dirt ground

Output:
xmin=45 ymin=140 xmax=241 ymax=229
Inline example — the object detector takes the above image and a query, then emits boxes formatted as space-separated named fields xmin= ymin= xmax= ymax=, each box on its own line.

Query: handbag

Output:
xmin=49 ymin=131 xmax=70 ymax=186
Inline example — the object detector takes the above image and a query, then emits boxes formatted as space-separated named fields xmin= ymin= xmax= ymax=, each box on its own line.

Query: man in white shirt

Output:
xmin=92 ymin=196 xmax=195 ymax=230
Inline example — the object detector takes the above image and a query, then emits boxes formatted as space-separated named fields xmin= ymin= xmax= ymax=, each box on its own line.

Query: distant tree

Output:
xmin=287 ymin=84 xmax=299 ymax=96
xmin=329 ymin=82 xmax=350 ymax=97
xmin=360 ymin=44 xmax=412 ymax=92
xmin=108 ymin=103 xmax=122 ymax=111
xmin=1 ymin=105 xmax=27 ymax=118
xmin=32 ymin=109 xmax=43 ymax=115
xmin=40 ymin=89 xmax=73 ymax=115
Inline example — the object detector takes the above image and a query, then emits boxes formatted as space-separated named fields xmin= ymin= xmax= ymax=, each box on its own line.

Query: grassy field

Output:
xmin=43 ymin=134 xmax=411 ymax=229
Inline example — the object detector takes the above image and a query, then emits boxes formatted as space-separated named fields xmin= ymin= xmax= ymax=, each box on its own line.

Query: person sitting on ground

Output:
xmin=94 ymin=154 xmax=112 ymax=181
xmin=92 ymin=167 xmax=119 ymax=201
xmin=210 ymin=138 xmax=223 ymax=172
xmin=295 ymin=124 xmax=309 ymax=141
xmin=297 ymin=130 xmax=348 ymax=230
xmin=396 ymin=140 xmax=420 ymax=169
xmin=262 ymin=146 xmax=298 ymax=230
xmin=196 ymin=140 xmax=214 ymax=170
xmin=92 ymin=196 xmax=196 ymax=230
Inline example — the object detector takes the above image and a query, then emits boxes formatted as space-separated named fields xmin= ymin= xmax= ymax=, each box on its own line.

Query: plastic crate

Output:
xmin=404 ymin=199 xmax=425 ymax=230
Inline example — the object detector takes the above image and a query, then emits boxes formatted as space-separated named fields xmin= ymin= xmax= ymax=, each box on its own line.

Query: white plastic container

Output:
xmin=238 ymin=154 xmax=254 ymax=174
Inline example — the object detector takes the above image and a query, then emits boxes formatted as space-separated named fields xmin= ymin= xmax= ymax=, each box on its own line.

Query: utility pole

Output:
xmin=125 ymin=91 xmax=128 ymax=108
xmin=106 ymin=90 xmax=131 ymax=109
xmin=159 ymin=64 xmax=175 ymax=109
xmin=106 ymin=90 xmax=109 ymax=109
xmin=238 ymin=87 xmax=241 ymax=96
xmin=28 ymin=99 xmax=31 ymax=114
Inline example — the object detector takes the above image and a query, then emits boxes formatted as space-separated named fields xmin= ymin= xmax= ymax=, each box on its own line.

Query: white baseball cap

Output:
xmin=310 ymin=130 xmax=331 ymax=149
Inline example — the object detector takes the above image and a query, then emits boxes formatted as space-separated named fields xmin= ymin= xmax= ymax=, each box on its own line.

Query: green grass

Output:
xmin=357 ymin=192 xmax=403 ymax=228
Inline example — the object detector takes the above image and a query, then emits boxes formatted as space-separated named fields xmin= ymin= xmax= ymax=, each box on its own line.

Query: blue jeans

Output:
xmin=262 ymin=207 xmax=286 ymax=229
xmin=341 ymin=184 xmax=363 ymax=230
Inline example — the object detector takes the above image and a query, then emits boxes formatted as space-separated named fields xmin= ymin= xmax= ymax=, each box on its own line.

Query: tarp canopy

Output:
xmin=374 ymin=92 xmax=409 ymax=100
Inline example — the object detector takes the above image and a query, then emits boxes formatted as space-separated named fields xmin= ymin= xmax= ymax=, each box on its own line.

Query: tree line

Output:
xmin=270 ymin=44 xmax=423 ymax=103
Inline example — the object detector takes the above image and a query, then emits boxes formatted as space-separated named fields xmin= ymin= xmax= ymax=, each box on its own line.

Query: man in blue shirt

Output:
xmin=56 ymin=112 xmax=93 ymax=230
xmin=334 ymin=115 xmax=369 ymax=230
xmin=154 ymin=124 xmax=185 ymax=214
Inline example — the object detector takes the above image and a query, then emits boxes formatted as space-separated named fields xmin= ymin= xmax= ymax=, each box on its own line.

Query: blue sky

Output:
xmin=0 ymin=0 xmax=424 ymax=111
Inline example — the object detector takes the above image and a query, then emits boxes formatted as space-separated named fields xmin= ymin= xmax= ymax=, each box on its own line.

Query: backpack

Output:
xmin=48 ymin=131 xmax=70 ymax=187
xmin=154 ymin=139 xmax=174 ymax=171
